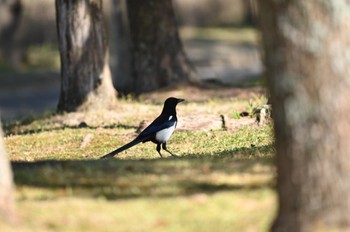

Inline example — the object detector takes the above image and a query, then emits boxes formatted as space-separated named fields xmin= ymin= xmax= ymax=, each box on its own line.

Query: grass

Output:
xmin=0 ymin=43 xmax=60 ymax=73
xmin=180 ymin=26 xmax=259 ymax=44
xmin=1 ymin=95 xmax=276 ymax=232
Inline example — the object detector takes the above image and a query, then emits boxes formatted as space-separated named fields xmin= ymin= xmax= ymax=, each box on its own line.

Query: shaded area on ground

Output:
xmin=0 ymin=72 xmax=60 ymax=120
xmin=12 ymin=148 xmax=274 ymax=200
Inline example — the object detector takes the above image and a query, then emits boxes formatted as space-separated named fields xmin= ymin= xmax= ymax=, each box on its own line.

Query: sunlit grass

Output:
xmin=3 ymin=189 xmax=275 ymax=232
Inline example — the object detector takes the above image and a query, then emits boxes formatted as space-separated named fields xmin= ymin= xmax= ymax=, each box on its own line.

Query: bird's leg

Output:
xmin=156 ymin=143 xmax=163 ymax=158
xmin=162 ymin=143 xmax=177 ymax=157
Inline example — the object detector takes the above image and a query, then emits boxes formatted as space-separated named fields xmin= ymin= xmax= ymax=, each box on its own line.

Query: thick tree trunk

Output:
xmin=0 ymin=123 xmax=16 ymax=223
xmin=259 ymin=1 xmax=350 ymax=231
xmin=56 ymin=0 xmax=116 ymax=112
xmin=127 ymin=0 xmax=196 ymax=95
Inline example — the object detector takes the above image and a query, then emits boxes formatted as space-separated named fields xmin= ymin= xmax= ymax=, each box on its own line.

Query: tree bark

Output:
xmin=259 ymin=1 xmax=350 ymax=231
xmin=0 ymin=123 xmax=16 ymax=223
xmin=56 ymin=0 xmax=116 ymax=112
xmin=126 ymin=0 xmax=196 ymax=95
xmin=110 ymin=0 xmax=132 ymax=95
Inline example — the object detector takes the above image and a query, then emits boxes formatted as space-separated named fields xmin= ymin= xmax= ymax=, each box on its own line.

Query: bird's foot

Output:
xmin=157 ymin=152 xmax=163 ymax=158
xmin=169 ymin=153 xmax=179 ymax=158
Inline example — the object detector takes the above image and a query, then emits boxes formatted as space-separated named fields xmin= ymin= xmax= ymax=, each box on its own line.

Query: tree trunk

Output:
xmin=110 ymin=0 xmax=132 ymax=95
xmin=127 ymin=0 xmax=196 ymax=95
xmin=242 ymin=0 xmax=257 ymax=26
xmin=259 ymin=1 xmax=350 ymax=231
xmin=55 ymin=0 xmax=116 ymax=112
xmin=0 ymin=0 xmax=23 ymax=68
xmin=0 ymin=123 xmax=16 ymax=223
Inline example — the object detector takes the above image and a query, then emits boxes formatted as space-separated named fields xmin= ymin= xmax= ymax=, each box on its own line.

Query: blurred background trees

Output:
xmin=0 ymin=0 xmax=23 ymax=68
xmin=0 ymin=0 xmax=260 ymax=115
xmin=0 ymin=0 xmax=257 ymax=72
xmin=0 ymin=0 xmax=57 ymax=69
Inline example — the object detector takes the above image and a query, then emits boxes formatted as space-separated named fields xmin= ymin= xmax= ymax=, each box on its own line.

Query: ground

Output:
xmin=0 ymin=27 xmax=276 ymax=231
xmin=1 ymin=86 xmax=276 ymax=232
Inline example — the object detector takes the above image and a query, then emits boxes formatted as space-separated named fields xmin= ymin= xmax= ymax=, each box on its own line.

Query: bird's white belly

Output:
xmin=155 ymin=125 xmax=175 ymax=143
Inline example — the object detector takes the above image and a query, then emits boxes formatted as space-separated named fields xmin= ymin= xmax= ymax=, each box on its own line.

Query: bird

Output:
xmin=100 ymin=97 xmax=184 ymax=159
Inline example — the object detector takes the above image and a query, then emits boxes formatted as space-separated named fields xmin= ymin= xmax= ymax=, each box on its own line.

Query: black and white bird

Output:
xmin=100 ymin=97 xmax=184 ymax=159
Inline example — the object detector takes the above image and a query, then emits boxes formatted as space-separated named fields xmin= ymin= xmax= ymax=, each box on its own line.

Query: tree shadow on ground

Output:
xmin=4 ymin=121 xmax=138 ymax=136
xmin=12 ymin=145 xmax=275 ymax=201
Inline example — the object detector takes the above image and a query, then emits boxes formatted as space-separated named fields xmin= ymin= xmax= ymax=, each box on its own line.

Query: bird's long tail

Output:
xmin=100 ymin=138 xmax=143 ymax=159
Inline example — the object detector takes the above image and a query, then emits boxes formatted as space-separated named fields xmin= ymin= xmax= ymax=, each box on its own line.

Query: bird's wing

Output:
xmin=100 ymin=119 xmax=176 ymax=159
xmin=137 ymin=118 xmax=176 ymax=139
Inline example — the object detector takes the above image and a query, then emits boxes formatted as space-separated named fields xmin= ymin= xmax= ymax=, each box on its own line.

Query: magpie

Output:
xmin=100 ymin=97 xmax=184 ymax=159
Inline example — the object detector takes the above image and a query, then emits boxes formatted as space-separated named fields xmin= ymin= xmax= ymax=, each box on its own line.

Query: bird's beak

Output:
xmin=177 ymin=98 xmax=185 ymax=103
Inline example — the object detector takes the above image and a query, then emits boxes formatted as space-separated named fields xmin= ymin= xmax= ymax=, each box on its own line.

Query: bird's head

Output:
xmin=162 ymin=97 xmax=184 ymax=114
xmin=164 ymin=97 xmax=185 ymax=106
